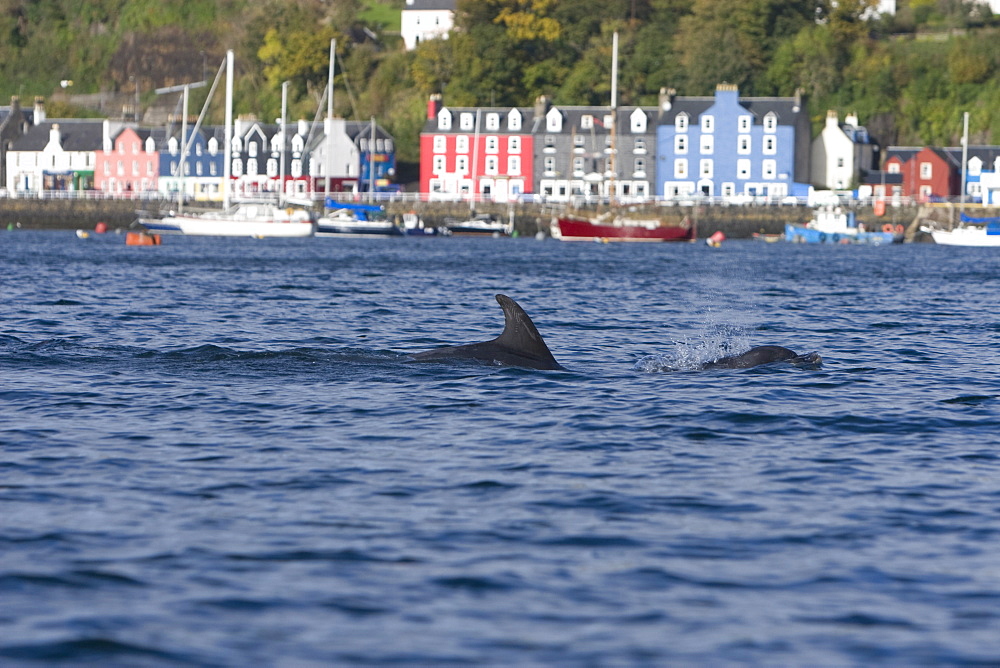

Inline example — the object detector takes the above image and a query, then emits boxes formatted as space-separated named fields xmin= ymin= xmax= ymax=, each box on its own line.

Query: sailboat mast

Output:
xmin=369 ymin=116 xmax=376 ymax=203
xmin=178 ymin=85 xmax=188 ymax=212
xmin=326 ymin=38 xmax=335 ymax=200
xmin=223 ymin=49 xmax=233 ymax=210
xmin=280 ymin=81 xmax=288 ymax=206
xmin=608 ymin=31 xmax=618 ymax=201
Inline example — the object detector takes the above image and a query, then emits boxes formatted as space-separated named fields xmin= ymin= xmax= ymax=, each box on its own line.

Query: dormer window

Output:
xmin=546 ymin=107 xmax=562 ymax=133
xmin=763 ymin=112 xmax=777 ymax=132
xmin=485 ymin=113 xmax=500 ymax=130
xmin=701 ymin=115 xmax=714 ymax=133
xmin=507 ymin=109 xmax=522 ymax=131
xmin=581 ymin=115 xmax=593 ymax=130
xmin=630 ymin=109 xmax=646 ymax=133
xmin=738 ymin=115 xmax=752 ymax=133
xmin=168 ymin=137 xmax=179 ymax=155
xmin=438 ymin=109 xmax=452 ymax=130
xmin=460 ymin=113 xmax=474 ymax=130
xmin=675 ymin=113 xmax=689 ymax=133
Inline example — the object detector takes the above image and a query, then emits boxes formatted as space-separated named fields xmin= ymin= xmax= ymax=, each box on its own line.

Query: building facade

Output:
xmin=655 ymin=84 xmax=811 ymax=202
xmin=420 ymin=95 xmax=535 ymax=202
xmin=401 ymin=0 xmax=455 ymax=50
xmin=6 ymin=120 xmax=103 ymax=195
xmin=95 ymin=125 xmax=160 ymax=195
xmin=811 ymin=110 xmax=878 ymax=190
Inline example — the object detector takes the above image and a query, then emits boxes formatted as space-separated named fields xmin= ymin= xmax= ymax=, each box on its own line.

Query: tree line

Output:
xmin=2 ymin=0 xmax=999 ymax=165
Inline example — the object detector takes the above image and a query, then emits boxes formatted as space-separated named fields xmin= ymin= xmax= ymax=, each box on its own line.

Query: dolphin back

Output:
xmin=701 ymin=345 xmax=803 ymax=370
xmin=411 ymin=294 xmax=564 ymax=370
xmin=492 ymin=294 xmax=564 ymax=370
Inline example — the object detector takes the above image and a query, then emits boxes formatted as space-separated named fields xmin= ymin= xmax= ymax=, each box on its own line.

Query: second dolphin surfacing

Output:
xmin=411 ymin=294 xmax=566 ymax=370
xmin=700 ymin=345 xmax=822 ymax=370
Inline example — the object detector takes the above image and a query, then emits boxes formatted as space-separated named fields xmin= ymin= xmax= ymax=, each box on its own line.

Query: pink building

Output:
xmin=94 ymin=125 xmax=159 ymax=196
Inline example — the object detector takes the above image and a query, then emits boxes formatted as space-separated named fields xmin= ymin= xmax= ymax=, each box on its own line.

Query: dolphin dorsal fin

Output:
xmin=493 ymin=294 xmax=562 ymax=369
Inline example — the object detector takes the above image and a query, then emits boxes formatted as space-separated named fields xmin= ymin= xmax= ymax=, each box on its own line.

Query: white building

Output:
xmin=6 ymin=120 xmax=104 ymax=195
xmin=401 ymin=0 xmax=455 ymax=50
xmin=811 ymin=110 xmax=877 ymax=191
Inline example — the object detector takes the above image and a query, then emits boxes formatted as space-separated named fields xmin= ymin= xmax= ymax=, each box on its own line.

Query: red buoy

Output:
xmin=95 ymin=222 xmax=108 ymax=234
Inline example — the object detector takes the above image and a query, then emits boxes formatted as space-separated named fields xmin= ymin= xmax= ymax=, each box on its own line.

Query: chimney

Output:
xmin=534 ymin=95 xmax=550 ymax=118
xmin=845 ymin=112 xmax=859 ymax=128
xmin=34 ymin=96 xmax=46 ymax=125
xmin=659 ymin=88 xmax=676 ymax=112
xmin=793 ymin=87 xmax=805 ymax=113
xmin=298 ymin=119 xmax=308 ymax=137
xmin=427 ymin=94 xmax=442 ymax=120
xmin=49 ymin=123 xmax=61 ymax=148
xmin=103 ymin=119 xmax=112 ymax=151
xmin=826 ymin=110 xmax=839 ymax=130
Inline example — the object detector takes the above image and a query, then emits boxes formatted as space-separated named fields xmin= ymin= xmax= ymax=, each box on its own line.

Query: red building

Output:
xmin=420 ymin=95 xmax=535 ymax=202
xmin=883 ymin=147 xmax=959 ymax=200
xmin=94 ymin=125 xmax=159 ymax=196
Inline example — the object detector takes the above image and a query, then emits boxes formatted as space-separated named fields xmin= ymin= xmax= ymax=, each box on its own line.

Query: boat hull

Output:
xmin=929 ymin=226 xmax=1000 ymax=247
xmin=784 ymin=224 xmax=898 ymax=245
xmin=140 ymin=216 xmax=314 ymax=238
xmin=315 ymin=223 xmax=403 ymax=238
xmin=553 ymin=216 xmax=694 ymax=242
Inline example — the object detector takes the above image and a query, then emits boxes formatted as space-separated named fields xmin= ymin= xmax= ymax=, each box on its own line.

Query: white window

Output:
xmin=433 ymin=155 xmax=446 ymax=174
xmin=675 ymin=113 xmax=689 ymax=132
xmin=738 ymin=135 xmax=751 ymax=154
xmin=438 ymin=109 xmax=452 ymax=130
xmin=456 ymin=135 xmax=468 ymax=153
xmin=485 ymin=155 xmax=498 ymax=175
xmin=543 ymin=156 xmax=555 ymax=174
xmin=674 ymin=159 xmax=688 ymax=178
xmin=634 ymin=157 xmax=646 ymax=175
xmin=763 ymin=136 xmax=776 ymax=155
xmin=764 ymin=112 xmax=777 ymax=132
xmin=700 ymin=135 xmax=714 ymax=154
xmin=737 ymin=159 xmax=751 ymax=179
xmin=456 ymin=155 xmax=468 ymax=174
xmin=762 ymin=159 xmax=776 ymax=179
xmin=249 ymin=142 xmax=258 ymax=158
xmin=631 ymin=109 xmax=647 ymax=133
xmin=508 ymin=109 xmax=522 ymax=131
xmin=920 ymin=162 xmax=932 ymax=179
xmin=573 ymin=157 xmax=585 ymax=174
xmin=485 ymin=113 xmax=500 ymax=130
xmin=508 ymin=156 xmax=521 ymax=175
xmin=433 ymin=135 xmax=448 ymax=153
xmin=546 ymin=108 xmax=562 ymax=132
xmin=485 ymin=136 xmax=498 ymax=153
xmin=507 ymin=136 xmax=521 ymax=154
xmin=634 ymin=138 xmax=646 ymax=153
xmin=887 ymin=162 xmax=900 ymax=174
xmin=581 ymin=115 xmax=594 ymax=130
xmin=573 ymin=135 xmax=584 ymax=148
xmin=700 ymin=159 xmax=713 ymax=178
xmin=738 ymin=116 xmax=752 ymax=133
xmin=460 ymin=113 xmax=474 ymax=130
xmin=675 ymin=135 xmax=688 ymax=154
xmin=701 ymin=115 xmax=714 ymax=133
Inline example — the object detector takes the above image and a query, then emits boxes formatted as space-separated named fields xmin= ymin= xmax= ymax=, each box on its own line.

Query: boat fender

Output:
xmin=819 ymin=233 xmax=827 ymax=242
xmin=894 ymin=224 xmax=904 ymax=234
xmin=831 ymin=234 xmax=840 ymax=243
xmin=882 ymin=223 xmax=894 ymax=233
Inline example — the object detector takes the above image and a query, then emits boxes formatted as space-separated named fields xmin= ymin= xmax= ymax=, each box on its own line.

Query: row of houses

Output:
xmin=418 ymin=84 xmax=1000 ymax=206
xmin=4 ymin=86 xmax=1000 ymax=205
xmin=1 ymin=97 xmax=396 ymax=201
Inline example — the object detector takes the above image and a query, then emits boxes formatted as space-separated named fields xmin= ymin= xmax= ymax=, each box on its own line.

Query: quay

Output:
xmin=0 ymin=196 xmax=934 ymax=240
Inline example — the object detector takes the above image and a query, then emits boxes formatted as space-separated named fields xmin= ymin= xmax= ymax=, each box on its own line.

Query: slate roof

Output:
xmin=421 ymin=107 xmax=537 ymax=135
xmin=10 ymin=120 xmax=105 ymax=151
xmin=404 ymin=0 xmax=456 ymax=10
xmin=658 ymin=96 xmax=804 ymax=126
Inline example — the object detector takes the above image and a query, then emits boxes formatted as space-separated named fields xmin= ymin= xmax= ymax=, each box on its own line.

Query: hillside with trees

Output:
xmin=2 ymin=0 xmax=999 ymax=167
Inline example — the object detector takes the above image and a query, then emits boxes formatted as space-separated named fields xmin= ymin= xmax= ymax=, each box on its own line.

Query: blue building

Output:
xmin=158 ymin=127 xmax=225 ymax=202
xmin=656 ymin=84 xmax=811 ymax=202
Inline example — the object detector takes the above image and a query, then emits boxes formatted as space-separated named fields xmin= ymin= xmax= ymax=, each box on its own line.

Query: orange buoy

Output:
xmin=125 ymin=232 xmax=162 ymax=246
xmin=882 ymin=223 xmax=894 ymax=234
xmin=95 ymin=222 xmax=108 ymax=234
xmin=894 ymin=224 xmax=904 ymax=234
xmin=874 ymin=199 xmax=886 ymax=217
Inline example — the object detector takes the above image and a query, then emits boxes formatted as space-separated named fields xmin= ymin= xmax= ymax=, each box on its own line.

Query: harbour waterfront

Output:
xmin=2 ymin=231 xmax=1000 ymax=665
xmin=0 ymin=196 xmax=928 ymax=239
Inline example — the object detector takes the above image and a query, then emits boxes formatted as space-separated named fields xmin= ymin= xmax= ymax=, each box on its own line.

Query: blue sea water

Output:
xmin=2 ymin=230 xmax=999 ymax=666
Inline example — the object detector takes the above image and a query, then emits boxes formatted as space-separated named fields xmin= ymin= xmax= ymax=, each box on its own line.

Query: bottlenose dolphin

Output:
xmin=700 ymin=345 xmax=822 ymax=370
xmin=411 ymin=294 xmax=565 ymax=370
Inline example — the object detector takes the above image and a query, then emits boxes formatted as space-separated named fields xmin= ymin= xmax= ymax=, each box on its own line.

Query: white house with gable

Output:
xmin=401 ymin=0 xmax=455 ymax=50
xmin=811 ymin=110 xmax=878 ymax=190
